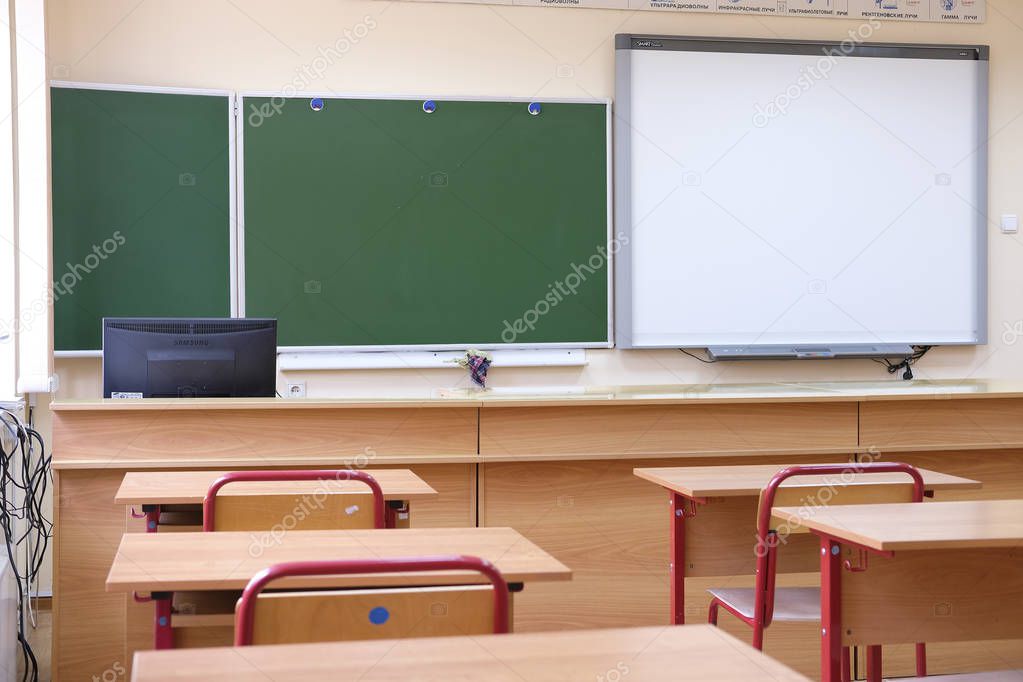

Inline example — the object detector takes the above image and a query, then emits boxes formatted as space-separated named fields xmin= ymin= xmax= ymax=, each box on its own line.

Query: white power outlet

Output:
xmin=286 ymin=382 xmax=307 ymax=398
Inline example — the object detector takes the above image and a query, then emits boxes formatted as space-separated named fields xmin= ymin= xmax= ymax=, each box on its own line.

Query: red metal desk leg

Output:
xmin=866 ymin=645 xmax=883 ymax=682
xmin=153 ymin=592 xmax=174 ymax=650
xmin=670 ymin=492 xmax=686 ymax=625
xmin=821 ymin=537 xmax=843 ymax=682
xmin=142 ymin=504 xmax=161 ymax=533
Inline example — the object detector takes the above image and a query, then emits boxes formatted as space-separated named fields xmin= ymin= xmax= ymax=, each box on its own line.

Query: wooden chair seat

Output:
xmin=707 ymin=586 xmax=820 ymax=622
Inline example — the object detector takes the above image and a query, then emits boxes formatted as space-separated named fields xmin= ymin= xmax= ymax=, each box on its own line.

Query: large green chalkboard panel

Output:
xmin=242 ymin=97 xmax=608 ymax=347
xmin=51 ymin=85 xmax=232 ymax=351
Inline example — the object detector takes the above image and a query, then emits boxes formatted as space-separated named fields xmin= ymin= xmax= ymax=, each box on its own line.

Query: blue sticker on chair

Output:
xmin=369 ymin=606 xmax=390 ymax=625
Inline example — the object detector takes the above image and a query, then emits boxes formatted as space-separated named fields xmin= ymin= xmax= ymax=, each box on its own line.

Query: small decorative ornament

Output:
xmin=453 ymin=349 xmax=493 ymax=388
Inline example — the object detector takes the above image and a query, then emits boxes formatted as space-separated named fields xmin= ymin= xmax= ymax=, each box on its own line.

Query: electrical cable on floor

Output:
xmin=1 ymin=405 xmax=52 ymax=682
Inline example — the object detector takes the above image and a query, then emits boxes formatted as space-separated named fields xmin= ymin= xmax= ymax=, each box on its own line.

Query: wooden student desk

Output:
xmin=106 ymin=526 xmax=570 ymax=649
xmin=771 ymin=500 xmax=1023 ymax=681
xmin=633 ymin=464 xmax=981 ymax=624
xmin=130 ymin=624 xmax=810 ymax=682
xmin=115 ymin=468 xmax=438 ymax=530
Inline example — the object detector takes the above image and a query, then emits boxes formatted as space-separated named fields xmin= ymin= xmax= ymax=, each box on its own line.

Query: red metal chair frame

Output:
xmin=202 ymin=469 xmax=387 ymax=531
xmin=707 ymin=462 xmax=928 ymax=677
xmin=233 ymin=555 xmax=511 ymax=646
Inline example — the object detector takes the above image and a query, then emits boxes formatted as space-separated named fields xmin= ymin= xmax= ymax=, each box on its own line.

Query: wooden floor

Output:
xmin=16 ymin=602 xmax=51 ymax=682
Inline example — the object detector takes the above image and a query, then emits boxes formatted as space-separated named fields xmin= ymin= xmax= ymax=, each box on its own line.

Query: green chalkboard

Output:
xmin=51 ymin=86 xmax=232 ymax=351
xmin=242 ymin=97 xmax=609 ymax=347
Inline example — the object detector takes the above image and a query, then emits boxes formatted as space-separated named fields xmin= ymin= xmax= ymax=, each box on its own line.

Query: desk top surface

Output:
xmin=114 ymin=469 xmax=438 ymax=505
xmin=49 ymin=378 xmax=1023 ymax=411
xmin=771 ymin=499 xmax=1023 ymax=551
xmin=106 ymin=527 xmax=571 ymax=592
xmin=129 ymin=624 xmax=810 ymax=682
xmin=633 ymin=464 xmax=981 ymax=498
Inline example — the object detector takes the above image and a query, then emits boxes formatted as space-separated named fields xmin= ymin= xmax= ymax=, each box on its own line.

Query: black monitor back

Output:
xmin=102 ymin=318 xmax=276 ymax=398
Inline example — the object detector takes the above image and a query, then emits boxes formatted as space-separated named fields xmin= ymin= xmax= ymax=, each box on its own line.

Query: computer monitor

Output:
xmin=102 ymin=318 xmax=277 ymax=398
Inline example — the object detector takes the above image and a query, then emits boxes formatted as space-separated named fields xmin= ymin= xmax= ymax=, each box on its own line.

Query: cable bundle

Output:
xmin=0 ymin=405 xmax=51 ymax=682
xmin=873 ymin=346 xmax=932 ymax=381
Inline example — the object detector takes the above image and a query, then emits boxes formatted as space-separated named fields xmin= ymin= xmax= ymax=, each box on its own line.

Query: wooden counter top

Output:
xmin=48 ymin=378 xmax=1023 ymax=411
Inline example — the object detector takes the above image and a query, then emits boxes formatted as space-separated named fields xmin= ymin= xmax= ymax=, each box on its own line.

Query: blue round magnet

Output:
xmin=310 ymin=98 xmax=325 ymax=112
xmin=423 ymin=100 xmax=437 ymax=114
xmin=369 ymin=606 xmax=390 ymax=625
xmin=527 ymin=102 xmax=542 ymax=116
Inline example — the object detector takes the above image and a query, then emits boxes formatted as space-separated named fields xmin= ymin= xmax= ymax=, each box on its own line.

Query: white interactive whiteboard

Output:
xmin=614 ymin=36 xmax=989 ymax=351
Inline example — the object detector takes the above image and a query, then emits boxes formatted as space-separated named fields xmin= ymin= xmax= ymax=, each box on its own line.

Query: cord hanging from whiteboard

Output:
xmin=873 ymin=346 xmax=932 ymax=380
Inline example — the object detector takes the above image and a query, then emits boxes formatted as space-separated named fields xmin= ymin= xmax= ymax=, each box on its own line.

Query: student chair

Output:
xmin=234 ymin=555 xmax=510 ymax=646
xmin=202 ymin=469 xmax=387 ymax=531
xmin=706 ymin=462 xmax=928 ymax=680
xmin=166 ymin=470 xmax=388 ymax=647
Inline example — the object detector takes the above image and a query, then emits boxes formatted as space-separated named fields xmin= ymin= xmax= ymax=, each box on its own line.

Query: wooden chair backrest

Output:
xmin=213 ymin=492 xmax=376 ymax=532
xmin=759 ymin=482 xmax=915 ymax=534
xmin=247 ymin=585 xmax=496 ymax=645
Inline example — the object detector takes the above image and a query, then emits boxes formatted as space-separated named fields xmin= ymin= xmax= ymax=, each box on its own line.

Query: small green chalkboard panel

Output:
xmin=51 ymin=86 xmax=232 ymax=351
xmin=242 ymin=97 xmax=609 ymax=347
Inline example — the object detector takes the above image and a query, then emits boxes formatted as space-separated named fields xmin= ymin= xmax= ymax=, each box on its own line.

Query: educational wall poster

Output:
xmin=390 ymin=0 xmax=985 ymax=23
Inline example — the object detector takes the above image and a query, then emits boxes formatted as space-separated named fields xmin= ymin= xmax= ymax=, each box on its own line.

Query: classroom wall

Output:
xmin=35 ymin=0 xmax=1023 ymax=589
xmin=42 ymin=0 xmax=1023 ymax=400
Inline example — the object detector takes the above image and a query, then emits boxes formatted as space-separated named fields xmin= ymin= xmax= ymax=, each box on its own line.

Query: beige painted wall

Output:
xmin=31 ymin=0 xmax=1023 ymax=595
xmin=44 ymin=0 xmax=1023 ymax=399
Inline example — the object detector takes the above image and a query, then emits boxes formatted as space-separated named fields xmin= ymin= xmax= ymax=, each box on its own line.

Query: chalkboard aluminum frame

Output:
xmin=612 ymin=35 xmax=990 ymax=351
xmin=236 ymin=90 xmax=614 ymax=352
xmin=50 ymin=80 xmax=238 ymax=357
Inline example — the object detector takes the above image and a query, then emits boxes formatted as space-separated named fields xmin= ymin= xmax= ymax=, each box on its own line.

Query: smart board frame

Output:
xmin=613 ymin=34 xmax=989 ymax=352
